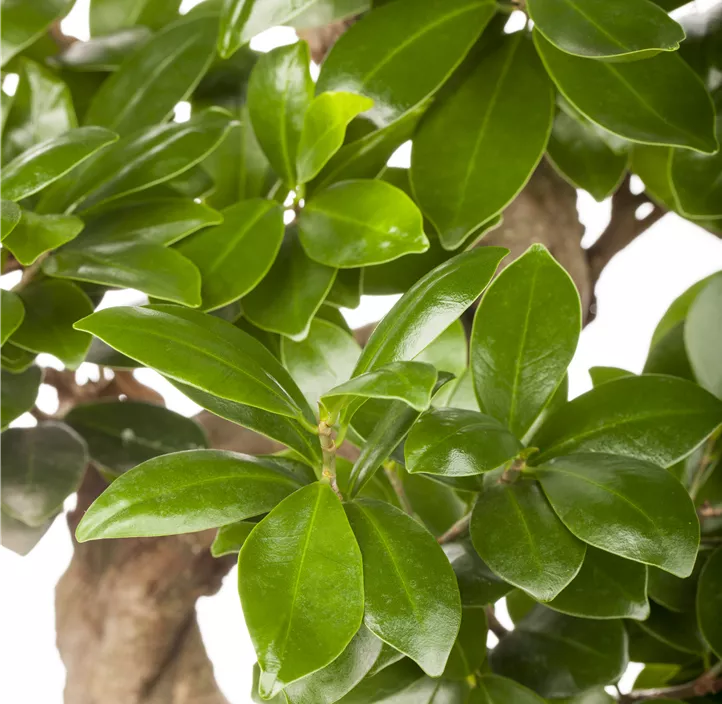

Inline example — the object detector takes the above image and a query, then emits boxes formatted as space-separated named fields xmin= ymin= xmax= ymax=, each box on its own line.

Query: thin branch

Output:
xmin=620 ymin=662 xmax=722 ymax=702
xmin=437 ymin=513 xmax=472 ymax=545
xmin=485 ymin=606 xmax=509 ymax=639
xmin=383 ymin=463 xmax=414 ymax=515
xmin=699 ymin=502 xmax=722 ymax=519
xmin=690 ymin=428 xmax=722 ymax=500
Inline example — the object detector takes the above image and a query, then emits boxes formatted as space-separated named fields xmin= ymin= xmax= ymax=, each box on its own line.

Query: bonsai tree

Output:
xmin=2 ymin=0 xmax=722 ymax=702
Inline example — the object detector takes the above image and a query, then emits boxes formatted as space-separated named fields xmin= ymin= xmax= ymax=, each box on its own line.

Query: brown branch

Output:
xmin=383 ymin=463 xmax=414 ymax=515
xmin=699 ymin=502 xmax=722 ymax=519
xmin=485 ymin=606 xmax=509 ymax=639
xmin=437 ymin=513 xmax=472 ymax=545
xmin=620 ymin=662 xmax=722 ymax=702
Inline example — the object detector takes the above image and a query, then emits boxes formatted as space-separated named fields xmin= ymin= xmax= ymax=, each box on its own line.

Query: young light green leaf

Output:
xmin=76 ymin=450 xmax=306 ymax=540
xmin=685 ymin=275 xmax=722 ymax=399
xmin=317 ymin=0 xmax=496 ymax=127
xmin=527 ymin=0 xmax=685 ymax=60
xmin=1 ymin=290 xmax=25 ymax=346
xmin=470 ymin=474 xmax=586 ymax=601
xmin=299 ymin=179 xmax=428 ymax=267
xmin=248 ymin=42 xmax=313 ymax=187
xmin=4 ymin=212 xmax=84 ymax=266
xmin=534 ymin=30 xmax=717 ymax=154
xmin=2 ymin=422 xmax=88 ymax=527
xmin=697 ymin=546 xmax=722 ymax=659
xmin=472 ymin=675 xmax=547 ymax=704
xmin=1 ymin=200 xmax=21 ymax=241
xmin=472 ymin=244 xmax=581 ymax=438
xmin=43 ymin=243 xmax=202 ymax=307
xmin=405 ymin=408 xmax=522 ymax=477
xmin=345 ymin=498 xmax=461 ymax=677
xmin=411 ymin=35 xmax=553 ymax=249
xmin=2 ymin=126 xmax=118 ymax=202
xmin=240 ymin=483 xmax=364 ymax=697
xmin=177 ymin=199 xmax=284 ymax=311
xmin=1 ymin=366 xmax=42 ymax=429
xmin=534 ymin=453 xmax=700 ymax=578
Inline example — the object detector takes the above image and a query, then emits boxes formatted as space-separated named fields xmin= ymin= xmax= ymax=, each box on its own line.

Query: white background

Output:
xmin=2 ymin=1 xmax=722 ymax=701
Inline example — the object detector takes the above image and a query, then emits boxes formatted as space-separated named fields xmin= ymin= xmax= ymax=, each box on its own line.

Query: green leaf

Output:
xmin=77 ymin=449 xmax=306 ymax=540
xmin=1 ymin=366 xmax=41 ymax=429
xmin=414 ymin=320 xmax=467 ymax=379
xmin=345 ymin=498 xmax=461 ymax=676
xmin=471 ymin=675 xmax=547 ymax=704
xmin=240 ymin=482 xmax=364 ymax=697
xmin=2 ymin=422 xmax=87 ymax=526
xmin=470 ymin=473 xmax=586 ymax=601
xmin=533 ymin=453 xmax=700 ymax=578
xmin=527 ymin=0 xmax=684 ymax=60
xmin=322 ymin=361 xmax=438 ymax=418
xmin=177 ymin=199 xmax=284 ymax=311
xmin=534 ymin=30 xmax=718 ymax=154
xmin=43 ymin=243 xmax=202 ymax=307
xmin=2 ymin=126 xmax=118 ymax=202
xmin=648 ymin=554 xmax=704 ymax=613
xmin=1 ymin=200 xmax=21 ymax=241
xmin=13 ymin=280 xmax=93 ymax=369
xmin=405 ymin=408 xmax=522 ymax=477
xmin=242 ymin=228 xmax=337 ymax=341
xmin=281 ymin=318 xmax=361 ymax=408
xmin=638 ymin=601 xmax=705 ymax=655
xmin=65 ymin=401 xmax=208 ymax=476
xmin=547 ymin=107 xmax=628 ymax=202
xmin=630 ymin=144 xmax=677 ymax=210
xmin=297 ymin=92 xmax=374 ymax=184
xmin=299 ymin=179 xmax=428 ymax=267
xmin=317 ymin=0 xmax=496 ymax=127
xmin=644 ymin=322 xmax=694 ymax=381
xmin=248 ymin=42 xmax=313 ymax=187
xmin=1 ymin=290 xmax=25 ymax=345
xmin=443 ymin=539 xmax=513 ymax=607
xmin=0 ymin=508 xmax=54 ymax=556
xmin=589 ymin=365 xmax=634 ymax=386
xmin=89 ymin=0 xmax=180 ymax=35
xmin=411 ymin=35 xmax=553 ymax=249
xmin=1 ymin=342 xmax=36 ymax=373
xmin=530 ymin=374 xmax=722 ymax=467
xmin=74 ymin=305 xmax=315 ymax=423
xmin=544 ymin=546 xmax=650 ymax=620
xmin=4 ymin=211 xmax=84 ymax=266
xmin=211 ymin=520 xmax=256 ymax=557
xmin=490 ymin=606 xmax=628 ymax=698
xmin=685 ymin=275 xmax=722 ymax=398
xmin=698 ymin=546 xmax=722 ymax=658
xmin=54 ymin=27 xmax=153 ymax=71
xmin=85 ymin=14 xmax=218 ymax=136
xmin=444 ymin=607 xmax=487 ymax=680
xmin=472 ymin=244 xmax=581 ymax=438
xmin=284 ymin=626 xmax=382 ymax=704
xmin=1 ymin=0 xmax=74 ymax=67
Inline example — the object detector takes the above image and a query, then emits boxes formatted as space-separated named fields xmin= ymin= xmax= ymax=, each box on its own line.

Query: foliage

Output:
xmin=1 ymin=0 xmax=722 ymax=702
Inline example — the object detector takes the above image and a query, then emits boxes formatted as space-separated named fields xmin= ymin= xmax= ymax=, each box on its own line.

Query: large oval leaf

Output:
xmin=533 ymin=453 xmax=699 ymax=578
xmin=685 ymin=275 xmax=722 ymax=399
xmin=697 ymin=546 xmax=722 ymax=659
xmin=240 ymin=483 xmax=364 ymax=697
xmin=4 ymin=212 xmax=84 ymax=266
xmin=1 ymin=366 xmax=41 ymax=429
xmin=344 ymin=498 xmax=461 ymax=677
xmin=76 ymin=449 xmax=306 ymax=540
xmin=411 ymin=35 xmax=553 ymax=250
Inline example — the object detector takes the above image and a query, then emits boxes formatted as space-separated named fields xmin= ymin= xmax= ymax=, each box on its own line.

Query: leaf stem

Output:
xmin=318 ymin=420 xmax=342 ymax=499
xmin=437 ymin=512 xmax=472 ymax=545
xmin=620 ymin=661 xmax=722 ymax=702
xmin=690 ymin=427 xmax=721 ymax=500
xmin=383 ymin=462 xmax=414 ymax=515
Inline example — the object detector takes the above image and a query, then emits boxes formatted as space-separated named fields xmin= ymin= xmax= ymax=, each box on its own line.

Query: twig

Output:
xmin=318 ymin=421 xmax=342 ymax=499
xmin=620 ymin=662 xmax=722 ymax=702
xmin=690 ymin=428 xmax=722 ymax=500
xmin=437 ymin=513 xmax=472 ymax=545
xmin=383 ymin=463 xmax=414 ymax=515
xmin=485 ymin=606 xmax=509 ymax=639
xmin=699 ymin=502 xmax=722 ymax=519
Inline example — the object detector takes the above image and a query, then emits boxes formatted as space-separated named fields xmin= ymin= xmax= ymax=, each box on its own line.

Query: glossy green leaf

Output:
xmin=300 ymin=179 xmax=428 ymax=267
xmin=1 ymin=200 xmax=21 ymax=241
xmin=75 ymin=305 xmax=315 ymax=423
xmin=531 ymin=374 xmax=722 ymax=466
xmin=698 ymin=546 xmax=722 ymax=658
xmin=1 ymin=0 xmax=74 ymax=66
xmin=443 ymin=540 xmax=513 ymax=607
xmin=0 ymin=508 xmax=54 ymax=557
xmin=4 ymin=211 xmax=84 ymax=266
xmin=534 ymin=453 xmax=700 ymax=577
xmin=686 ymin=275 xmax=722 ymax=398
xmin=43 ymin=243 xmax=202 ymax=307
xmin=648 ymin=555 xmax=704 ymax=613
xmin=414 ymin=320 xmax=467 ymax=379
xmin=240 ymin=482 xmax=364 ymax=696
xmin=177 ymin=199 xmax=284 ymax=311
xmin=534 ymin=30 xmax=717 ymax=154
xmin=53 ymin=27 xmax=153 ymax=71
xmin=85 ymin=14 xmax=217 ymax=136
xmin=527 ymin=0 xmax=684 ymax=60
xmin=471 ymin=675 xmax=547 ymax=704
xmin=211 ymin=520 xmax=255 ymax=557
xmin=405 ymin=408 xmax=522 ymax=477
xmin=2 ymin=422 xmax=87 ymax=526
xmin=297 ymin=92 xmax=374 ymax=184
xmin=644 ymin=322 xmax=694 ymax=381
xmin=589 ymin=366 xmax=634 ymax=386
xmin=281 ymin=318 xmax=360 ymax=409
xmin=1 ymin=290 xmax=25 ymax=346
xmin=470 ymin=473 xmax=586 ymax=601
xmin=317 ymin=0 xmax=496 ymax=127
xmin=89 ymin=0 xmax=180 ymax=36
xmin=1 ymin=366 xmax=41 ymax=429
xmin=411 ymin=35 xmax=553 ymax=249
xmin=242 ymin=228 xmax=337 ymax=341
xmin=2 ymin=126 xmax=118 ymax=202
xmin=65 ymin=401 xmax=207 ymax=476
xmin=490 ymin=606 xmax=628 ymax=698
xmin=443 ymin=607 xmax=486 ymax=680
xmin=13 ymin=281 xmax=93 ymax=369
xmin=248 ymin=42 xmax=313 ymax=187
xmin=638 ymin=601 xmax=705 ymax=655
xmin=77 ymin=450 xmax=305 ymax=540
xmin=345 ymin=498 xmax=461 ymax=676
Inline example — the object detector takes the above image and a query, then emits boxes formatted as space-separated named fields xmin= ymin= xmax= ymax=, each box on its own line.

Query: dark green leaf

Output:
xmin=638 ymin=601 xmax=705 ymax=655
xmin=648 ymin=554 xmax=704 ymax=613
xmin=0 ymin=508 xmax=54 ymax=556
xmin=698 ymin=546 xmax=722 ymax=658
xmin=1 ymin=200 xmax=21 ymax=241
xmin=444 ymin=539 xmax=512 ymax=607
xmin=177 ymin=199 xmax=284 ymax=311
xmin=471 ymin=674 xmax=547 ymax=704
xmin=470 ymin=473 xmax=586 ymax=601
xmin=211 ymin=520 xmax=255 ymax=557
xmin=1 ymin=290 xmax=24 ymax=345
xmin=345 ymin=498 xmax=461 ymax=676
xmin=686 ymin=275 xmax=722 ymax=398
xmin=443 ymin=606 xmax=486 ymax=680
xmin=1 ymin=365 xmax=41 ymax=429
xmin=4 ymin=211 xmax=84 ymax=266
xmin=411 ymin=35 xmax=553 ymax=249
xmin=534 ymin=453 xmax=700 ymax=578
xmin=52 ymin=27 xmax=153 ymax=72
xmin=1 ymin=342 xmax=36 ymax=373
xmin=240 ymin=482 xmax=364 ymax=697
